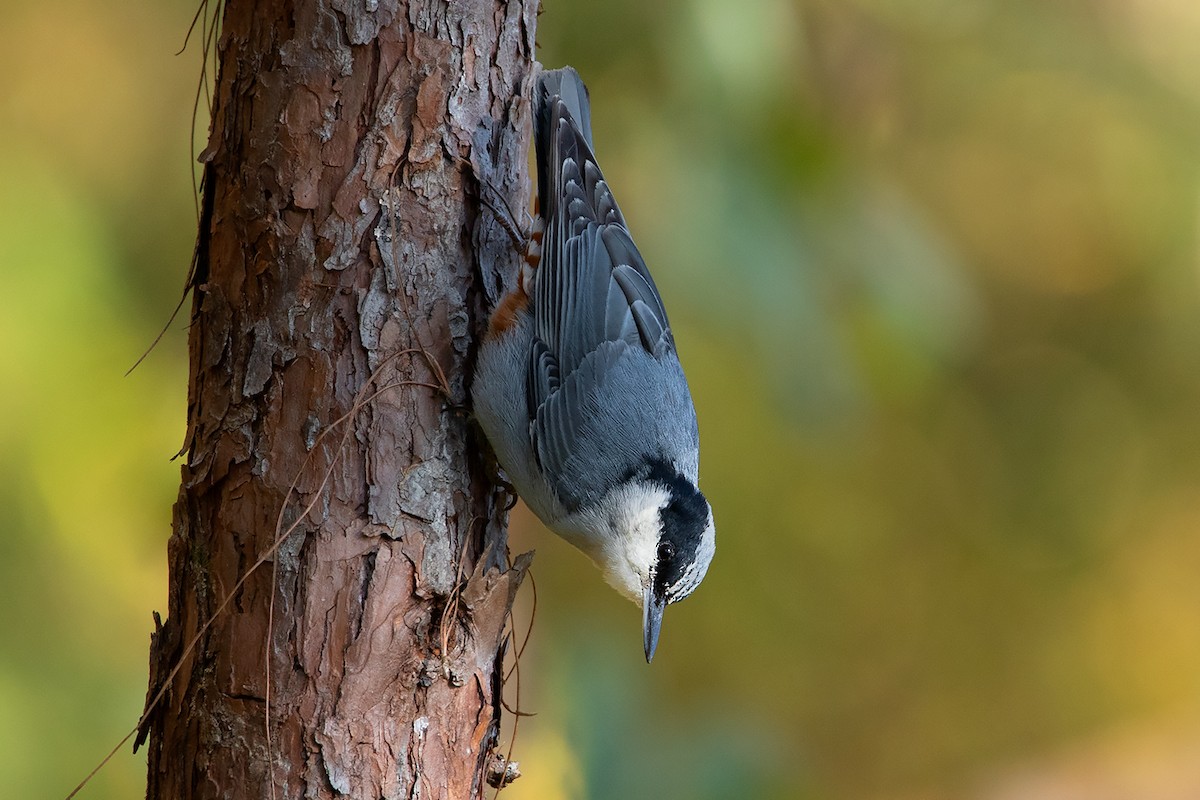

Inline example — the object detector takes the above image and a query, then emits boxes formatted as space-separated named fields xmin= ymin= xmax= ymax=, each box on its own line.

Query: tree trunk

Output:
xmin=140 ymin=1 xmax=537 ymax=797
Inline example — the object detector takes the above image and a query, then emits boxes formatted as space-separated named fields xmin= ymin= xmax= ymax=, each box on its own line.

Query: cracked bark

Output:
xmin=140 ymin=1 xmax=537 ymax=797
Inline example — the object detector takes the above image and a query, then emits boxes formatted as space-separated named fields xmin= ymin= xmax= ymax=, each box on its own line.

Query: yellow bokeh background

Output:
xmin=3 ymin=1 xmax=1200 ymax=798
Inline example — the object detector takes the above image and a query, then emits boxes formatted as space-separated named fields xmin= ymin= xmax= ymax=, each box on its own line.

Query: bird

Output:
xmin=472 ymin=66 xmax=715 ymax=663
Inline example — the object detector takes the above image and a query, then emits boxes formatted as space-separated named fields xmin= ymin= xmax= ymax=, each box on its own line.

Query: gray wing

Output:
xmin=528 ymin=78 xmax=697 ymax=511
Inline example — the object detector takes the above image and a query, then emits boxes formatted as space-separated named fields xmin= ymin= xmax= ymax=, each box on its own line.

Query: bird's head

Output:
xmin=575 ymin=466 xmax=715 ymax=662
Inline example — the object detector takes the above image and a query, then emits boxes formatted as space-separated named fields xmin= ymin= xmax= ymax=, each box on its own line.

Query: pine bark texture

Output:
xmin=142 ymin=1 xmax=537 ymax=797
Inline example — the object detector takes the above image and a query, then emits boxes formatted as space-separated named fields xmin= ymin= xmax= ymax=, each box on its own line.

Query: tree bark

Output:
xmin=141 ymin=1 xmax=537 ymax=797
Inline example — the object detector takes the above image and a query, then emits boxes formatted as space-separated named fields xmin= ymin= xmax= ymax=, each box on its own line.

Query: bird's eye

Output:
xmin=657 ymin=541 xmax=676 ymax=563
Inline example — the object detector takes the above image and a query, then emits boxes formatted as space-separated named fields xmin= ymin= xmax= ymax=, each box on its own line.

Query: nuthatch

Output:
xmin=473 ymin=66 xmax=715 ymax=662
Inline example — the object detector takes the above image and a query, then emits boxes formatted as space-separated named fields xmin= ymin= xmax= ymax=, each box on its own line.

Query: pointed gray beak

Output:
xmin=643 ymin=584 xmax=666 ymax=663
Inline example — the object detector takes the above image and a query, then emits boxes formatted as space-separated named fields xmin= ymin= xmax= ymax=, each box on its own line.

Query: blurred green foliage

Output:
xmin=3 ymin=0 xmax=1199 ymax=798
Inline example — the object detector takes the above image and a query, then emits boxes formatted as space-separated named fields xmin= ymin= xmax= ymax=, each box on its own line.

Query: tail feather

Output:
xmin=534 ymin=66 xmax=593 ymax=218
xmin=536 ymin=66 xmax=592 ymax=148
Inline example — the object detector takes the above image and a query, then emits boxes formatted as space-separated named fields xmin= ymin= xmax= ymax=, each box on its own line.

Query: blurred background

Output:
xmin=3 ymin=0 xmax=1200 ymax=797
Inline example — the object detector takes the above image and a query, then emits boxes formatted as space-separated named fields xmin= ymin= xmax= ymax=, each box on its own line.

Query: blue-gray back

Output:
xmin=529 ymin=67 xmax=700 ymax=511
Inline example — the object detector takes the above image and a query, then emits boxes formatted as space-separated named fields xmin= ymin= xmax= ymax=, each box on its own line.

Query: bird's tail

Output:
xmin=534 ymin=66 xmax=593 ymax=216
xmin=536 ymin=66 xmax=593 ymax=148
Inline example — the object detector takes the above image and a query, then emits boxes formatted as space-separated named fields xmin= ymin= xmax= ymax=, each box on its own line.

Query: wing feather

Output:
xmin=528 ymin=68 xmax=697 ymax=509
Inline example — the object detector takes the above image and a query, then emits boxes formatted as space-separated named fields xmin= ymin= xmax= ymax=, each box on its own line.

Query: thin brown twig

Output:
xmin=490 ymin=548 xmax=539 ymax=797
xmin=452 ymin=154 xmax=532 ymax=252
xmin=439 ymin=521 xmax=477 ymax=661
xmin=493 ymin=613 xmax=523 ymax=799
xmin=175 ymin=0 xmax=207 ymax=56
xmin=504 ymin=568 xmax=537 ymax=683
xmin=126 ymin=0 xmax=224 ymax=378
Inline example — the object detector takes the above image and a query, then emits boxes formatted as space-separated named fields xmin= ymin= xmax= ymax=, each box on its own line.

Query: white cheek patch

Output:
xmin=563 ymin=482 xmax=670 ymax=605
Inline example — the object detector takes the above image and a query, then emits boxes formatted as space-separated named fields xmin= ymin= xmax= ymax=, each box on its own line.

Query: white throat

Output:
xmin=557 ymin=482 xmax=670 ymax=604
